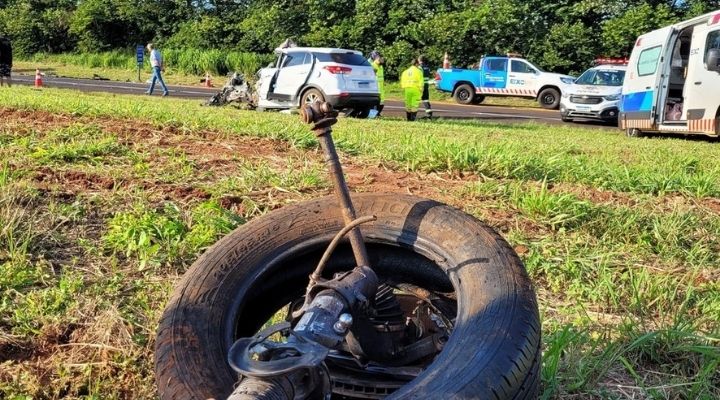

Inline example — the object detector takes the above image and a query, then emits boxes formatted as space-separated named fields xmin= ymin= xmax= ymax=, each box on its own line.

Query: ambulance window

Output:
xmin=511 ymin=60 xmax=535 ymax=73
xmin=637 ymin=46 xmax=662 ymax=76
xmin=705 ymin=30 xmax=720 ymax=65
xmin=486 ymin=59 xmax=507 ymax=72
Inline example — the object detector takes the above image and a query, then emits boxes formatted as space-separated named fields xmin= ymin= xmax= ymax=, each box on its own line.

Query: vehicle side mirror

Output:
xmin=707 ymin=48 xmax=720 ymax=72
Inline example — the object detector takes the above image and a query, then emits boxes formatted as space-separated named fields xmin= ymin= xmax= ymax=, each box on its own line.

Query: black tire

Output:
xmin=300 ymin=88 xmax=324 ymax=106
xmin=352 ymin=107 xmax=371 ymax=119
xmin=453 ymin=84 xmax=475 ymax=105
xmin=155 ymin=193 xmax=540 ymax=400
xmin=626 ymin=128 xmax=643 ymax=137
xmin=538 ymin=87 xmax=561 ymax=109
xmin=471 ymin=94 xmax=485 ymax=105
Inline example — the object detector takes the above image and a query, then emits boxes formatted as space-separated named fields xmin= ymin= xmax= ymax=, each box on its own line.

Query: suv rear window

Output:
xmin=313 ymin=52 xmax=370 ymax=66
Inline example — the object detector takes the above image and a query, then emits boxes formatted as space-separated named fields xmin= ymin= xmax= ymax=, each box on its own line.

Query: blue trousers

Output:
xmin=148 ymin=66 xmax=169 ymax=94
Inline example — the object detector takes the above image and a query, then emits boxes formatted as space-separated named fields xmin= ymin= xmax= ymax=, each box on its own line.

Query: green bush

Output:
xmin=22 ymin=49 xmax=274 ymax=77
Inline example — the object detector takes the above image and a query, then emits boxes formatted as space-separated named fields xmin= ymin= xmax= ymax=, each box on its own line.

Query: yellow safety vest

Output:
xmin=372 ymin=60 xmax=384 ymax=82
xmin=400 ymin=66 xmax=423 ymax=91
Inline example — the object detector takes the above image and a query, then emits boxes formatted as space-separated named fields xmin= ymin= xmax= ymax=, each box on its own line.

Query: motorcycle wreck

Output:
xmin=205 ymin=72 xmax=258 ymax=108
xmin=154 ymin=102 xmax=541 ymax=399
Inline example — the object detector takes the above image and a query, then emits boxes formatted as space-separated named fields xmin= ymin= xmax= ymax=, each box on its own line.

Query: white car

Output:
xmin=256 ymin=47 xmax=380 ymax=117
xmin=560 ymin=64 xmax=627 ymax=123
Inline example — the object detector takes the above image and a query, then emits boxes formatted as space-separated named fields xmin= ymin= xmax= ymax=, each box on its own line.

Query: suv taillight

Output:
xmin=323 ymin=66 xmax=352 ymax=74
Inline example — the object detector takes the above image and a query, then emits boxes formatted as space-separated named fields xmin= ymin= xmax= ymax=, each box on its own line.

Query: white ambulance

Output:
xmin=620 ymin=10 xmax=720 ymax=137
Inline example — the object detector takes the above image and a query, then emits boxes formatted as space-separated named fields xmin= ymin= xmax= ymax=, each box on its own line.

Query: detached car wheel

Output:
xmin=155 ymin=193 xmax=541 ymax=400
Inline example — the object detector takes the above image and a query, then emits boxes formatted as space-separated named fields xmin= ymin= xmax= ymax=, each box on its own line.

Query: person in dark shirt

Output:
xmin=418 ymin=56 xmax=432 ymax=119
xmin=0 ymin=37 xmax=12 ymax=87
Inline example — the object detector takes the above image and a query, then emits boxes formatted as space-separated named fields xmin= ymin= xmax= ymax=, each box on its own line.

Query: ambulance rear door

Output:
xmin=683 ymin=13 xmax=720 ymax=134
xmin=621 ymin=26 xmax=674 ymax=129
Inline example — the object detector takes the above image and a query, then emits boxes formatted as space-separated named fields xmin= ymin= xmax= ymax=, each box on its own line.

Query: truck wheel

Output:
xmin=471 ymin=94 xmax=485 ymax=104
xmin=155 ymin=193 xmax=541 ymax=400
xmin=301 ymin=88 xmax=324 ymax=106
xmin=538 ymin=88 xmax=561 ymax=109
xmin=453 ymin=84 xmax=475 ymax=105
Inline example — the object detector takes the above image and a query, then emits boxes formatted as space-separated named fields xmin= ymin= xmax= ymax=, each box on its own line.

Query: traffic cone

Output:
xmin=204 ymin=72 xmax=213 ymax=88
xmin=443 ymin=52 xmax=450 ymax=69
xmin=34 ymin=69 xmax=43 ymax=88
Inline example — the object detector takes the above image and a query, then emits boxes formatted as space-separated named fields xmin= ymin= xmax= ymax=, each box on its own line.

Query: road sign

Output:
xmin=136 ymin=45 xmax=144 ymax=64
xmin=136 ymin=45 xmax=144 ymax=82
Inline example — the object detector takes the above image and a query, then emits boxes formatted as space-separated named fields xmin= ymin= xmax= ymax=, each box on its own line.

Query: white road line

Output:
xmin=385 ymin=105 xmax=561 ymax=122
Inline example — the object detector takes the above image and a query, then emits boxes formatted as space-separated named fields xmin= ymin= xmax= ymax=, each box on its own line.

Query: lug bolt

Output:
xmin=333 ymin=313 xmax=353 ymax=334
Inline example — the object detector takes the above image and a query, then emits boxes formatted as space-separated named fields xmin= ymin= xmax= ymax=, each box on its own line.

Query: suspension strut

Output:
xmin=226 ymin=103 xmax=379 ymax=400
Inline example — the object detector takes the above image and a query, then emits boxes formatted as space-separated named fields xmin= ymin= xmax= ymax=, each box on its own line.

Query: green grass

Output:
xmin=0 ymin=86 xmax=718 ymax=399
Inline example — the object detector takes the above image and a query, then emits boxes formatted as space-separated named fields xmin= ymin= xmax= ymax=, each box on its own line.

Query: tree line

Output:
xmin=0 ymin=0 xmax=718 ymax=77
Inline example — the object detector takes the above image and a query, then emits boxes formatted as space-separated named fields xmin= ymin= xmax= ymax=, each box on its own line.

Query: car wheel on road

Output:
xmin=301 ymin=88 xmax=325 ymax=106
xmin=154 ymin=193 xmax=541 ymax=400
xmin=471 ymin=94 xmax=485 ymax=104
xmin=626 ymin=128 xmax=643 ymax=137
xmin=453 ymin=84 xmax=475 ymax=105
xmin=538 ymin=88 xmax=561 ymax=109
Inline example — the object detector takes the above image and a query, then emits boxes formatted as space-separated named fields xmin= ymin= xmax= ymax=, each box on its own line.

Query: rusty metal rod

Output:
xmin=315 ymin=129 xmax=371 ymax=267
xmin=312 ymin=215 xmax=377 ymax=281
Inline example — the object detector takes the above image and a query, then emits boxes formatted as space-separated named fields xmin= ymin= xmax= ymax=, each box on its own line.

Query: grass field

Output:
xmin=0 ymin=86 xmax=718 ymax=399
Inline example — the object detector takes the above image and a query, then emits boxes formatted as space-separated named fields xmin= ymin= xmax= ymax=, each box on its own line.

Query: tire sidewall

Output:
xmin=301 ymin=88 xmax=324 ymax=106
xmin=454 ymin=84 xmax=474 ymax=105
xmin=155 ymin=193 xmax=540 ymax=399
xmin=539 ymin=88 xmax=560 ymax=109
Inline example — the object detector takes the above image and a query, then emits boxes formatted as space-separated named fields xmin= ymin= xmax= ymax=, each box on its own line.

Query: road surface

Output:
xmin=11 ymin=74 xmax=610 ymax=128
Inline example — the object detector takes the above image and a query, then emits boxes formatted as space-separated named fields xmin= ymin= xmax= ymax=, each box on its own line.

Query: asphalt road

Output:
xmin=11 ymin=74 xmax=608 ymax=128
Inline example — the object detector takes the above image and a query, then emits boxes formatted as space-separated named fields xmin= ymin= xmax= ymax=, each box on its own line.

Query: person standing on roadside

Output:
xmin=146 ymin=43 xmax=169 ymax=96
xmin=369 ymin=50 xmax=385 ymax=117
xmin=0 ymin=37 xmax=13 ymax=87
xmin=400 ymin=58 xmax=424 ymax=121
xmin=418 ymin=56 xmax=433 ymax=120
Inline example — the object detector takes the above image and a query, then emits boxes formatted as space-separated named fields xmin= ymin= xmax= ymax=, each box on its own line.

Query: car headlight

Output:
xmin=562 ymin=91 xmax=571 ymax=98
xmin=604 ymin=94 xmax=620 ymax=101
xmin=560 ymin=77 xmax=575 ymax=84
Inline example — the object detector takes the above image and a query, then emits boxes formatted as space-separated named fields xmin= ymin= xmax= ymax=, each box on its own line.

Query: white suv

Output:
xmin=256 ymin=47 xmax=380 ymax=117
xmin=560 ymin=64 xmax=627 ymax=123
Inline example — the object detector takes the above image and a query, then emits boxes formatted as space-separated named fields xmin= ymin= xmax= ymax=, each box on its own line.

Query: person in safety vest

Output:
xmin=369 ymin=51 xmax=385 ymax=117
xmin=418 ymin=55 xmax=433 ymax=120
xmin=400 ymin=58 xmax=423 ymax=121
